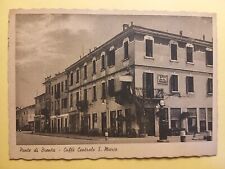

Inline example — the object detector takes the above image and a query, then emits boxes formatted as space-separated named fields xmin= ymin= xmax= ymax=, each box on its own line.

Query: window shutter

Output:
xmin=186 ymin=77 xmax=188 ymax=93
xmin=170 ymin=76 xmax=173 ymax=92
xmin=143 ymin=72 xmax=147 ymax=97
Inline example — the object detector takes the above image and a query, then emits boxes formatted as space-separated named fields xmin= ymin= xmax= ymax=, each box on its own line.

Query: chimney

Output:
xmin=130 ymin=21 xmax=134 ymax=26
xmin=179 ymin=30 xmax=183 ymax=36
xmin=123 ymin=24 xmax=129 ymax=31
xmin=203 ymin=34 xmax=205 ymax=41
xmin=89 ymin=49 xmax=91 ymax=53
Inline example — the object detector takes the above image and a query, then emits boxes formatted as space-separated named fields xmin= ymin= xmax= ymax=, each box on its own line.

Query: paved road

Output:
xmin=16 ymin=131 xmax=206 ymax=145
xmin=17 ymin=132 xmax=99 ymax=145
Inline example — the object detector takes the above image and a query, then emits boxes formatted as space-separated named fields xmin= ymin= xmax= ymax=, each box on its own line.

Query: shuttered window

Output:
xmin=170 ymin=75 xmax=178 ymax=92
xmin=146 ymin=39 xmax=153 ymax=57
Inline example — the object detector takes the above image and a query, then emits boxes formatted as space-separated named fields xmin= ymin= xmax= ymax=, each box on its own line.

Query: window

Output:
xmin=92 ymin=113 xmax=97 ymax=129
xmin=51 ymin=101 xmax=54 ymax=111
xmin=51 ymin=86 xmax=53 ymax=95
xmin=170 ymin=108 xmax=181 ymax=129
xmin=171 ymin=43 xmax=177 ymax=60
xmin=101 ymin=54 xmax=105 ymax=70
xmin=55 ymin=100 xmax=57 ymax=110
xmin=146 ymin=39 xmax=153 ymax=57
xmin=170 ymin=75 xmax=178 ymax=92
xmin=124 ymin=41 xmax=129 ymax=59
xmin=206 ymin=49 xmax=213 ymax=66
xmin=207 ymin=78 xmax=213 ymax=94
xmin=186 ymin=76 xmax=194 ymax=93
xmin=93 ymin=86 xmax=97 ymax=101
xmin=101 ymin=82 xmax=106 ymax=99
xmin=76 ymin=91 xmax=79 ymax=103
xmin=54 ymin=85 xmax=56 ymax=95
xmin=143 ymin=72 xmax=154 ymax=98
xmin=84 ymin=89 xmax=87 ymax=101
xmin=207 ymin=108 xmax=213 ymax=131
xmin=61 ymin=81 xmax=64 ymax=92
xmin=55 ymin=83 xmax=61 ymax=98
xmin=108 ymin=79 xmax=115 ymax=97
xmin=93 ymin=60 xmax=96 ymax=74
xmin=110 ymin=111 xmax=116 ymax=129
xmin=76 ymin=69 xmax=80 ymax=83
xmin=70 ymin=94 xmax=73 ymax=107
xmin=62 ymin=98 xmax=68 ymax=108
xmin=187 ymin=108 xmax=197 ymax=133
xmin=186 ymin=46 xmax=193 ymax=63
xmin=199 ymin=108 xmax=206 ymax=132
xmin=107 ymin=49 xmax=115 ymax=66
xmin=70 ymin=73 xmax=73 ymax=86
xmin=84 ymin=65 xmax=87 ymax=79
xmin=65 ymin=80 xmax=68 ymax=90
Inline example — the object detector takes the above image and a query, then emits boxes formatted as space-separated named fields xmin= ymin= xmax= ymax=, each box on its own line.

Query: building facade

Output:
xmin=16 ymin=105 xmax=35 ymax=131
xmin=34 ymin=93 xmax=51 ymax=132
xmin=42 ymin=23 xmax=213 ymax=137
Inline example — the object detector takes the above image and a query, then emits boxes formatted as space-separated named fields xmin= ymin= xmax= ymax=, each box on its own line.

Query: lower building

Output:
xmin=16 ymin=105 xmax=35 ymax=131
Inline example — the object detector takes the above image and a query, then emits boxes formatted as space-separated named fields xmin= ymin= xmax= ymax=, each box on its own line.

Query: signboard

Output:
xmin=119 ymin=75 xmax=133 ymax=82
xmin=157 ymin=74 xmax=168 ymax=85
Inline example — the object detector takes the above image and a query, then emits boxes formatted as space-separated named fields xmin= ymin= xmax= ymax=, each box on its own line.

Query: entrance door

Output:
xmin=101 ymin=112 xmax=107 ymax=134
xmin=57 ymin=119 xmax=60 ymax=133
xmin=145 ymin=108 xmax=155 ymax=136
xmin=143 ymin=73 xmax=154 ymax=98
xmin=188 ymin=117 xmax=197 ymax=133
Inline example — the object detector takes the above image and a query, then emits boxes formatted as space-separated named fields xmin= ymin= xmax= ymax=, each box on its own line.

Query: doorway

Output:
xmin=101 ymin=112 xmax=107 ymax=134
xmin=57 ymin=119 xmax=60 ymax=133
xmin=145 ymin=108 xmax=155 ymax=136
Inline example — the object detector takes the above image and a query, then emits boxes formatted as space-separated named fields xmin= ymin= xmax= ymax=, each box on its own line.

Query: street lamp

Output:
xmin=157 ymin=100 xmax=169 ymax=142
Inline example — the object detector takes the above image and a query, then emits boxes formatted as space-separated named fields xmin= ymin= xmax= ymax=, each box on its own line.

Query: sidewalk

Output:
xmin=30 ymin=132 xmax=208 ymax=143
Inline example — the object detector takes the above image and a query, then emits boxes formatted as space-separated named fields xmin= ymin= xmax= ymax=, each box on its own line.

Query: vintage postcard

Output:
xmin=9 ymin=9 xmax=217 ymax=159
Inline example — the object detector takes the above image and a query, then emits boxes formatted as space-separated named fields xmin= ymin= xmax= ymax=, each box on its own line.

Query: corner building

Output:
xmin=45 ymin=23 xmax=213 ymax=137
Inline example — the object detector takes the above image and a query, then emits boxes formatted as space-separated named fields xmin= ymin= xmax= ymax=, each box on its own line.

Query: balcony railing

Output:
xmin=115 ymin=87 xmax=164 ymax=105
xmin=134 ymin=87 xmax=164 ymax=99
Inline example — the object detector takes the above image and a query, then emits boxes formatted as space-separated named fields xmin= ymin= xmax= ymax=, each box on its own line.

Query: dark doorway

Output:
xmin=145 ymin=108 xmax=155 ymax=136
xmin=81 ymin=115 xmax=89 ymax=135
xmin=57 ymin=119 xmax=60 ymax=133
xmin=188 ymin=117 xmax=197 ymax=133
xmin=101 ymin=112 xmax=107 ymax=134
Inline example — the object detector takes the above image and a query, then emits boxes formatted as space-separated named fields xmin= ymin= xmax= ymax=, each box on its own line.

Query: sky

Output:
xmin=15 ymin=14 xmax=212 ymax=107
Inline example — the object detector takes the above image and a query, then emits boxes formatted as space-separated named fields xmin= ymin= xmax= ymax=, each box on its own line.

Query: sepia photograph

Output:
xmin=9 ymin=9 xmax=217 ymax=159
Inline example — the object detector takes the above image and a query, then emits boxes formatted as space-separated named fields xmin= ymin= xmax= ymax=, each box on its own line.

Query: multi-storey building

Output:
xmin=34 ymin=93 xmax=50 ymax=132
xmin=45 ymin=72 xmax=69 ymax=133
xmin=16 ymin=105 xmax=35 ymax=131
xmin=43 ymin=23 xmax=213 ymax=137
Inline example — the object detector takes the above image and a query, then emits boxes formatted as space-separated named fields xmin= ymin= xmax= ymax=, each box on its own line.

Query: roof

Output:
xmin=65 ymin=24 xmax=212 ymax=72
xmin=44 ymin=24 xmax=213 ymax=82
xmin=34 ymin=93 xmax=45 ymax=99
xmin=16 ymin=104 xmax=35 ymax=112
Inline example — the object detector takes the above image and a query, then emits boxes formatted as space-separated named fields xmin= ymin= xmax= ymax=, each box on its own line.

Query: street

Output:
xmin=16 ymin=131 xmax=207 ymax=145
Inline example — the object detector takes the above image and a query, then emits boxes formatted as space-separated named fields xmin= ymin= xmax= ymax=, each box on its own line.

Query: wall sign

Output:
xmin=157 ymin=74 xmax=168 ymax=85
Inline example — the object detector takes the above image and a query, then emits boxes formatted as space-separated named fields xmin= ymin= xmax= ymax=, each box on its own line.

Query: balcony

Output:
xmin=115 ymin=84 xmax=164 ymax=105
xmin=134 ymin=88 xmax=164 ymax=100
xmin=76 ymin=100 xmax=89 ymax=112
